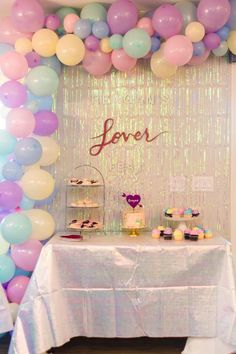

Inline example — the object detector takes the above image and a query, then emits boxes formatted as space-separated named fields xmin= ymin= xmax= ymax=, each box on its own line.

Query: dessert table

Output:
xmin=0 ymin=283 xmax=13 ymax=335
xmin=8 ymin=233 xmax=236 ymax=354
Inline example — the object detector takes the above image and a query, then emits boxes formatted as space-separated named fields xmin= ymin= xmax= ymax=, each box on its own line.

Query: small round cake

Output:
xmin=173 ymin=229 xmax=183 ymax=241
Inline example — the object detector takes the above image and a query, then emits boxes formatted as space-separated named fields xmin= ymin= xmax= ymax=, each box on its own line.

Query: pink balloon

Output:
xmin=45 ymin=14 xmax=61 ymax=31
xmin=0 ymin=51 xmax=28 ymax=80
xmin=137 ymin=17 xmax=154 ymax=36
xmin=83 ymin=49 xmax=112 ymax=76
xmin=107 ymin=0 xmax=138 ymax=35
xmin=64 ymin=13 xmax=79 ymax=33
xmin=111 ymin=49 xmax=137 ymax=72
xmin=11 ymin=240 xmax=42 ymax=271
xmin=197 ymin=0 xmax=231 ymax=33
xmin=11 ymin=0 xmax=45 ymax=33
xmin=0 ymin=16 xmax=32 ymax=45
xmin=85 ymin=35 xmax=100 ymax=51
xmin=164 ymin=35 xmax=193 ymax=66
xmin=6 ymin=108 xmax=35 ymax=138
xmin=152 ymin=4 xmax=183 ymax=39
xmin=7 ymin=275 xmax=30 ymax=304
xmin=0 ymin=80 xmax=27 ymax=108
xmin=188 ymin=49 xmax=210 ymax=65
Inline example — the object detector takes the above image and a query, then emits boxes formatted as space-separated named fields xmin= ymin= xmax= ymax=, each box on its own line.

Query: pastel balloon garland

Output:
xmin=0 ymin=0 xmax=235 ymax=330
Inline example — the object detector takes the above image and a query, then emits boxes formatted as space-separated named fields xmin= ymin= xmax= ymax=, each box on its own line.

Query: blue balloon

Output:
xmin=151 ymin=37 xmax=161 ymax=53
xmin=74 ymin=19 xmax=92 ymax=39
xmin=0 ymin=43 xmax=14 ymax=57
xmin=2 ymin=161 xmax=23 ymax=181
xmin=193 ymin=41 xmax=206 ymax=57
xmin=92 ymin=21 xmax=110 ymax=39
xmin=25 ymin=91 xmax=53 ymax=113
xmin=1 ymin=213 xmax=32 ymax=244
xmin=0 ymin=131 xmax=17 ymax=156
xmin=0 ymin=254 xmax=15 ymax=283
xmin=40 ymin=56 xmax=62 ymax=76
xmin=0 ymin=157 xmax=8 ymax=181
xmin=14 ymin=267 xmax=31 ymax=277
xmin=217 ymin=26 xmax=230 ymax=40
xmin=20 ymin=195 xmax=35 ymax=210
xmin=14 ymin=137 xmax=42 ymax=165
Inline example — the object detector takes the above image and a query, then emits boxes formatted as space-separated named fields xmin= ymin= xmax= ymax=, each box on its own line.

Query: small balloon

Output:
xmin=137 ymin=17 xmax=154 ymax=36
xmin=0 ymin=81 xmax=27 ymax=108
xmin=83 ymin=49 xmax=112 ymax=76
xmin=109 ymin=34 xmax=123 ymax=50
xmin=0 ymin=51 xmax=28 ymax=80
xmin=2 ymin=161 xmax=24 ymax=181
xmin=151 ymin=37 xmax=161 ymax=53
xmin=203 ymin=33 xmax=221 ymax=50
xmin=0 ymin=181 xmax=23 ymax=210
xmin=7 ymin=275 xmax=30 ymax=304
xmin=25 ymin=92 xmax=53 ymax=114
xmin=63 ymin=13 xmax=79 ymax=33
xmin=20 ymin=195 xmax=35 ymax=210
xmin=217 ymin=26 xmax=230 ymax=41
xmin=25 ymin=51 xmax=41 ymax=68
xmin=11 ymin=240 xmax=42 ymax=272
xmin=34 ymin=110 xmax=58 ymax=136
xmin=192 ymin=41 xmax=206 ymax=56
xmin=45 ymin=14 xmax=61 ymax=31
xmin=74 ymin=19 xmax=92 ymax=39
xmin=100 ymin=38 xmax=112 ymax=53
xmin=0 ymin=131 xmax=16 ymax=156
xmin=92 ymin=21 xmax=110 ymax=39
xmin=0 ymin=255 xmax=15 ymax=284
xmin=40 ymin=56 xmax=62 ymax=76
xmin=85 ymin=35 xmax=100 ymax=51
xmin=185 ymin=22 xmax=205 ymax=42
xmin=212 ymin=41 xmax=228 ymax=56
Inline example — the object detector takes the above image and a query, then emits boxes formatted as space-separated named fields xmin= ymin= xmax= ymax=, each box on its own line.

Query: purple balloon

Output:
xmin=0 ymin=80 xmax=27 ymax=108
xmin=33 ymin=110 xmax=58 ymax=136
xmin=203 ymin=33 xmax=221 ymax=50
xmin=197 ymin=0 xmax=231 ymax=33
xmin=107 ymin=0 xmax=138 ymax=35
xmin=0 ymin=181 xmax=23 ymax=210
xmin=152 ymin=4 xmax=183 ymax=39
xmin=85 ymin=35 xmax=100 ymax=51
xmin=25 ymin=52 xmax=41 ymax=68
xmin=45 ymin=14 xmax=61 ymax=30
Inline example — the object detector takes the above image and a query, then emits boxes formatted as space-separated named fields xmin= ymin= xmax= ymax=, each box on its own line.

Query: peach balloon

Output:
xmin=0 ymin=51 xmax=28 ymax=80
xmin=56 ymin=34 xmax=85 ymax=66
xmin=185 ymin=22 xmax=205 ymax=42
xmin=164 ymin=35 xmax=193 ymax=66
xmin=111 ymin=49 xmax=137 ymax=72
xmin=137 ymin=17 xmax=154 ymax=36
xmin=100 ymin=38 xmax=113 ymax=53
xmin=151 ymin=46 xmax=177 ymax=79
xmin=83 ymin=49 xmax=112 ymax=76
xmin=32 ymin=29 xmax=59 ymax=57
xmin=64 ymin=13 xmax=79 ymax=33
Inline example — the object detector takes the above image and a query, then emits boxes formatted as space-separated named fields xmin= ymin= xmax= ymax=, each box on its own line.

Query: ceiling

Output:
xmin=1 ymin=0 xmax=200 ymax=17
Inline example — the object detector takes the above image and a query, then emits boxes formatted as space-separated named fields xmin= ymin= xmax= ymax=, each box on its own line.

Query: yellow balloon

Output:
xmin=15 ymin=37 xmax=32 ymax=55
xmin=23 ymin=162 xmax=41 ymax=172
xmin=150 ymin=46 xmax=177 ymax=79
xmin=56 ymin=34 xmax=85 ymax=66
xmin=185 ymin=22 xmax=205 ymax=42
xmin=25 ymin=209 xmax=55 ymax=240
xmin=32 ymin=29 xmax=59 ymax=57
xmin=100 ymin=38 xmax=112 ymax=53
xmin=228 ymin=30 xmax=236 ymax=55
xmin=20 ymin=169 xmax=55 ymax=200
xmin=35 ymin=136 xmax=60 ymax=167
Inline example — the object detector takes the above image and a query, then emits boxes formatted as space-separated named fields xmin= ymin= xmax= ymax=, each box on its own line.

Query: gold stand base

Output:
xmin=128 ymin=228 xmax=139 ymax=237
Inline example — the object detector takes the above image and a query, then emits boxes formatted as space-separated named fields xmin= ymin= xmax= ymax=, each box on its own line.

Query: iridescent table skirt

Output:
xmin=0 ymin=283 xmax=13 ymax=334
xmin=9 ymin=233 xmax=236 ymax=354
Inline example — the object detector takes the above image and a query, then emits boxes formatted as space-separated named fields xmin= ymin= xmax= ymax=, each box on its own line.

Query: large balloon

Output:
xmin=34 ymin=110 xmax=58 ymax=136
xmin=111 ymin=49 xmax=137 ymax=72
xmin=6 ymin=108 xmax=35 ymax=138
xmin=80 ymin=3 xmax=107 ymax=23
xmin=15 ymin=137 xmax=42 ymax=165
xmin=123 ymin=28 xmax=151 ymax=58
xmin=35 ymin=137 xmax=60 ymax=166
xmin=56 ymin=34 xmax=85 ymax=66
xmin=2 ymin=161 xmax=24 ymax=181
xmin=25 ymin=209 xmax=55 ymax=240
xmin=11 ymin=240 xmax=42 ymax=272
xmin=164 ymin=35 xmax=193 ymax=66
xmin=1 ymin=213 xmax=32 ymax=244
xmin=0 ymin=17 xmax=32 ymax=45
xmin=227 ymin=0 xmax=236 ymax=29
xmin=107 ymin=0 xmax=138 ymax=35
xmin=20 ymin=169 xmax=55 ymax=200
xmin=0 ymin=51 xmax=28 ymax=80
xmin=0 ymin=131 xmax=16 ymax=156
xmin=0 ymin=80 xmax=27 ymax=108
xmin=228 ymin=30 xmax=236 ymax=54
xmin=151 ymin=46 xmax=177 ymax=79
xmin=83 ymin=49 xmax=112 ymax=76
xmin=197 ymin=0 xmax=231 ymax=33
xmin=175 ymin=1 xmax=197 ymax=32
xmin=40 ymin=56 xmax=62 ymax=76
xmin=0 ymin=255 xmax=15 ymax=283
xmin=152 ymin=4 xmax=183 ymax=39
xmin=0 ymin=232 xmax=10 ymax=255
xmin=0 ymin=181 xmax=22 ymax=210
xmin=11 ymin=0 xmax=45 ymax=33
xmin=32 ymin=29 xmax=59 ymax=57
xmin=7 ymin=275 xmax=30 ymax=304
xmin=25 ymin=66 xmax=59 ymax=97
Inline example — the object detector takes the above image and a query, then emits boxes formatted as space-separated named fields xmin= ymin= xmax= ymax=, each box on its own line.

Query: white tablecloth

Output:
xmin=9 ymin=233 xmax=236 ymax=354
xmin=0 ymin=283 xmax=13 ymax=335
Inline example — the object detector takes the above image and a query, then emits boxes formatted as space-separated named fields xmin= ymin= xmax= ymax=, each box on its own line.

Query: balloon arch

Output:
xmin=0 ymin=0 xmax=235 ymax=316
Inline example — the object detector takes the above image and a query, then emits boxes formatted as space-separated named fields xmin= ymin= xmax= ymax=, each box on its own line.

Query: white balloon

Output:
xmin=35 ymin=136 xmax=60 ymax=166
xmin=25 ymin=209 xmax=55 ymax=240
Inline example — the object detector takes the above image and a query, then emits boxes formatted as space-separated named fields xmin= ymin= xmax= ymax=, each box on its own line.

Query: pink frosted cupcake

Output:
xmin=152 ymin=229 xmax=160 ymax=239
xmin=184 ymin=228 xmax=191 ymax=240
xmin=164 ymin=227 xmax=173 ymax=240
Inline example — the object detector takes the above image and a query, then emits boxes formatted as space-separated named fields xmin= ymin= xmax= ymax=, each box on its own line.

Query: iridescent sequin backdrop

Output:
xmin=49 ymin=57 xmax=231 ymax=236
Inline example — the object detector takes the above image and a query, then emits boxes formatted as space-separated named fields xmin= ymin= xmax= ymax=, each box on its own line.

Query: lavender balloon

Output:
xmin=25 ymin=52 xmax=41 ymax=68
xmin=0 ymin=80 xmax=27 ymax=108
xmin=203 ymin=33 xmax=221 ymax=50
xmin=152 ymin=4 xmax=183 ymax=39
xmin=45 ymin=14 xmax=61 ymax=31
xmin=0 ymin=181 xmax=23 ymax=210
xmin=197 ymin=0 xmax=231 ymax=33
xmin=33 ymin=110 xmax=58 ymax=136
xmin=85 ymin=35 xmax=100 ymax=51
xmin=107 ymin=0 xmax=138 ymax=35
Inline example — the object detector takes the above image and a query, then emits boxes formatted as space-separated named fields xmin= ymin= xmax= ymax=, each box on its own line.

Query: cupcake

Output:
xmin=166 ymin=208 xmax=173 ymax=218
xmin=184 ymin=228 xmax=191 ymax=240
xmin=152 ymin=229 xmax=160 ymax=239
xmin=184 ymin=208 xmax=193 ymax=218
xmin=164 ymin=227 xmax=173 ymax=240
xmin=179 ymin=208 xmax=185 ymax=217
xmin=172 ymin=209 xmax=181 ymax=218
xmin=173 ymin=229 xmax=183 ymax=241
xmin=190 ymin=229 xmax=198 ymax=241
xmin=204 ymin=229 xmax=213 ymax=239
xmin=193 ymin=227 xmax=204 ymax=240
xmin=157 ymin=225 xmax=165 ymax=237
xmin=192 ymin=209 xmax=200 ymax=217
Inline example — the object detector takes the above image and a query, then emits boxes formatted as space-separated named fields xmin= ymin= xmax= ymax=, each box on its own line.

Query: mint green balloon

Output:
xmin=0 ymin=254 xmax=15 ymax=283
xmin=2 ymin=213 xmax=32 ymax=244
xmin=123 ymin=28 xmax=151 ymax=59
xmin=25 ymin=66 xmax=59 ymax=97
xmin=80 ymin=3 xmax=107 ymax=23
xmin=109 ymin=34 xmax=123 ymax=49
xmin=0 ymin=131 xmax=16 ymax=156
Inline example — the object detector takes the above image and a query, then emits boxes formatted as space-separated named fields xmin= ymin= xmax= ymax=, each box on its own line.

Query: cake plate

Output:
xmin=163 ymin=216 xmax=199 ymax=231
xmin=122 ymin=226 xmax=146 ymax=237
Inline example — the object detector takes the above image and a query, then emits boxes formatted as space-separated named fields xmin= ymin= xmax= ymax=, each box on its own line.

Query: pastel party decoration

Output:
xmin=203 ymin=33 xmax=221 ymax=50
xmin=0 ymin=254 xmax=15 ymax=283
xmin=212 ymin=41 xmax=229 ymax=56
xmin=32 ymin=29 xmax=59 ymax=57
xmin=7 ymin=275 xmax=30 ymax=304
xmin=45 ymin=14 xmax=61 ymax=31
xmin=82 ymin=49 xmax=112 ymax=76
xmin=0 ymin=131 xmax=16 ymax=156
xmin=123 ymin=28 xmax=151 ymax=59
xmin=185 ymin=22 xmax=205 ymax=42
xmin=56 ymin=34 xmax=85 ymax=66
xmin=40 ymin=56 xmax=62 ymax=76
xmin=228 ymin=30 xmax=236 ymax=54
xmin=0 ymin=181 xmax=22 ymax=210
xmin=14 ymin=37 xmax=32 ymax=55
xmin=0 ymin=80 xmax=27 ymax=108
xmin=20 ymin=169 xmax=55 ymax=200
xmin=100 ymin=38 xmax=112 ymax=53
xmin=74 ymin=19 xmax=92 ymax=39
xmin=6 ymin=108 xmax=35 ymax=138
xmin=152 ymin=4 xmax=183 ymax=39
xmin=25 ymin=209 xmax=55 ymax=240
xmin=151 ymin=46 xmax=177 ymax=79
xmin=1 ymin=213 xmax=32 ymax=244
xmin=34 ymin=110 xmax=58 ymax=136
xmin=11 ymin=0 xmax=45 ymax=33
xmin=0 ymin=16 xmax=32 ymax=45
xmin=0 ymin=51 xmax=28 ymax=80
xmin=85 ymin=35 xmax=100 ymax=51
xmin=111 ymin=49 xmax=137 ymax=72
xmin=164 ymin=35 xmax=193 ymax=66
xmin=80 ymin=3 xmax=107 ymax=23
xmin=175 ymin=1 xmax=197 ymax=31
xmin=122 ymin=193 xmax=142 ymax=209
xmin=63 ymin=13 xmax=79 ymax=33
xmin=107 ymin=0 xmax=138 ymax=35
xmin=2 ymin=161 xmax=24 ymax=181
xmin=25 ymin=51 xmax=41 ymax=68
xmin=14 ymin=137 xmax=42 ymax=165
xmin=19 ymin=195 xmax=35 ymax=210
xmin=35 ymin=136 xmax=60 ymax=166
xmin=25 ymin=66 xmax=59 ymax=96
xmin=11 ymin=239 xmax=43 ymax=271
xmin=197 ymin=0 xmax=231 ymax=33
xmin=0 ymin=233 xmax=10 ymax=255
xmin=137 ymin=17 xmax=154 ymax=36
xmin=109 ymin=34 xmax=123 ymax=49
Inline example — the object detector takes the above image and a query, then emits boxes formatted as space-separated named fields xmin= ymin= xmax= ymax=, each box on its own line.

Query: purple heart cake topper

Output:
xmin=122 ymin=193 xmax=142 ymax=209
